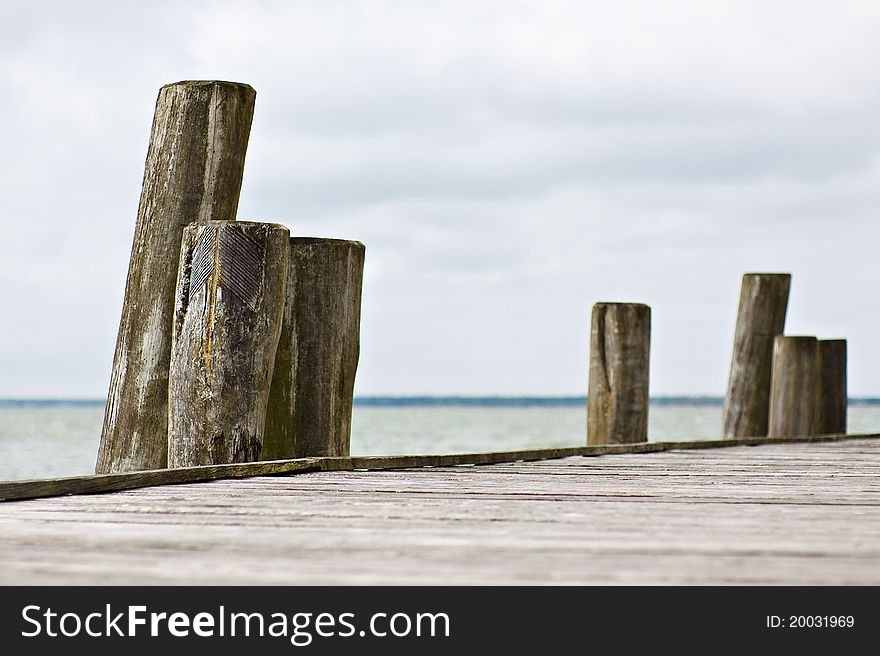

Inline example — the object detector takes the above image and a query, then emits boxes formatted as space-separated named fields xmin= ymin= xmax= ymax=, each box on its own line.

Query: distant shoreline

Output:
xmin=4 ymin=396 xmax=880 ymax=407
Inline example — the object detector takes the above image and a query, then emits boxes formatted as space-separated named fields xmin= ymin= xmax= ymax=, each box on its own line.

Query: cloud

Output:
xmin=1 ymin=1 xmax=880 ymax=396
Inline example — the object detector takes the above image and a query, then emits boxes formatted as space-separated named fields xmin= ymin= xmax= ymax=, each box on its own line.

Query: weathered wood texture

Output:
xmin=97 ymin=81 xmax=256 ymax=474
xmin=722 ymin=273 xmax=791 ymax=439
xmin=3 ymin=433 xmax=872 ymax=503
xmin=587 ymin=303 xmax=651 ymax=445
xmin=168 ymin=221 xmax=289 ymax=467
xmin=263 ymin=238 xmax=365 ymax=459
xmin=1 ymin=438 xmax=879 ymax=585
xmin=814 ymin=339 xmax=847 ymax=435
xmin=768 ymin=336 xmax=818 ymax=438
xmin=0 ymin=460 xmax=322 ymax=503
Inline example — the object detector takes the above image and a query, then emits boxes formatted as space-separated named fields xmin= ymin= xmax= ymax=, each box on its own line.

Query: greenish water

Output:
xmin=2 ymin=403 xmax=879 ymax=482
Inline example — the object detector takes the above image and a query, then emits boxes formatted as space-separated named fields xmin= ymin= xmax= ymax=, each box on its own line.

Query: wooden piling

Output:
xmin=814 ymin=339 xmax=847 ymax=435
xmin=96 ymin=81 xmax=256 ymax=473
xmin=768 ymin=336 xmax=818 ymax=438
xmin=587 ymin=302 xmax=651 ymax=445
xmin=167 ymin=221 xmax=289 ymax=468
xmin=721 ymin=273 xmax=791 ymax=439
xmin=263 ymin=238 xmax=365 ymax=459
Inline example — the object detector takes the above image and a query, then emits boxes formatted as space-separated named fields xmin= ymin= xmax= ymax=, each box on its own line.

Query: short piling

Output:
xmin=814 ymin=339 xmax=847 ymax=435
xmin=167 ymin=221 xmax=289 ymax=467
xmin=587 ymin=302 xmax=651 ymax=445
xmin=263 ymin=238 xmax=365 ymax=459
xmin=768 ymin=336 xmax=818 ymax=438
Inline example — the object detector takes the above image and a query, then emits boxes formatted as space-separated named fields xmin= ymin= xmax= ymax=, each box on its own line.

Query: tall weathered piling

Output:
xmin=263 ymin=238 xmax=365 ymax=459
xmin=814 ymin=339 xmax=847 ymax=435
xmin=768 ymin=336 xmax=818 ymax=438
xmin=97 ymin=81 xmax=256 ymax=473
xmin=167 ymin=221 xmax=289 ymax=468
xmin=587 ymin=303 xmax=651 ymax=445
xmin=721 ymin=273 xmax=791 ymax=439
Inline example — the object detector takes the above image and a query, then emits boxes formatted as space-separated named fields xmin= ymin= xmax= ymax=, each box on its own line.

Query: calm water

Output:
xmin=2 ymin=402 xmax=880 ymax=482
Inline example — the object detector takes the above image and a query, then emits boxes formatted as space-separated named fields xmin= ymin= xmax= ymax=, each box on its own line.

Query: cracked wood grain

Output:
xmin=168 ymin=221 xmax=289 ymax=467
xmin=722 ymin=273 xmax=791 ymax=439
xmin=263 ymin=238 xmax=365 ymax=459
xmin=587 ymin=303 xmax=651 ymax=445
xmin=97 ymin=81 xmax=256 ymax=474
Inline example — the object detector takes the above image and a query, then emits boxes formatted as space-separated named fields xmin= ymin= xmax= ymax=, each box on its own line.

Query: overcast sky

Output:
xmin=2 ymin=0 xmax=880 ymax=398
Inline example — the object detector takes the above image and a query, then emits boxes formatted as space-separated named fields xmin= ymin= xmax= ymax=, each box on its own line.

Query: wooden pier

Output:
xmin=39 ymin=84 xmax=867 ymax=586
xmin=1 ymin=434 xmax=878 ymax=585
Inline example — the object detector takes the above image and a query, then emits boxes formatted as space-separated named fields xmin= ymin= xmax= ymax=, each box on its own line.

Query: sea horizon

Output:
xmin=4 ymin=395 xmax=880 ymax=483
xmin=3 ymin=396 xmax=880 ymax=407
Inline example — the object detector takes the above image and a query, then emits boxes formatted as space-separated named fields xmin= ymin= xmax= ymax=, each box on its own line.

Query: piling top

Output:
xmin=290 ymin=237 xmax=365 ymax=249
xmin=773 ymin=335 xmax=818 ymax=354
xmin=189 ymin=220 xmax=289 ymax=232
xmin=742 ymin=272 xmax=792 ymax=279
xmin=593 ymin=301 xmax=651 ymax=309
xmin=774 ymin=335 xmax=818 ymax=342
xmin=160 ymin=80 xmax=256 ymax=93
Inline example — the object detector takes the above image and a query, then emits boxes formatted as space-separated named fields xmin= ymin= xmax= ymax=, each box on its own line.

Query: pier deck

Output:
xmin=0 ymin=437 xmax=878 ymax=585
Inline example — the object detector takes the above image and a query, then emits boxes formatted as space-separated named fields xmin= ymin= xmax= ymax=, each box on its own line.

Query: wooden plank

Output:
xmin=3 ymin=432 xmax=879 ymax=502
xmin=0 ymin=439 xmax=878 ymax=585
xmin=0 ymin=459 xmax=322 ymax=502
